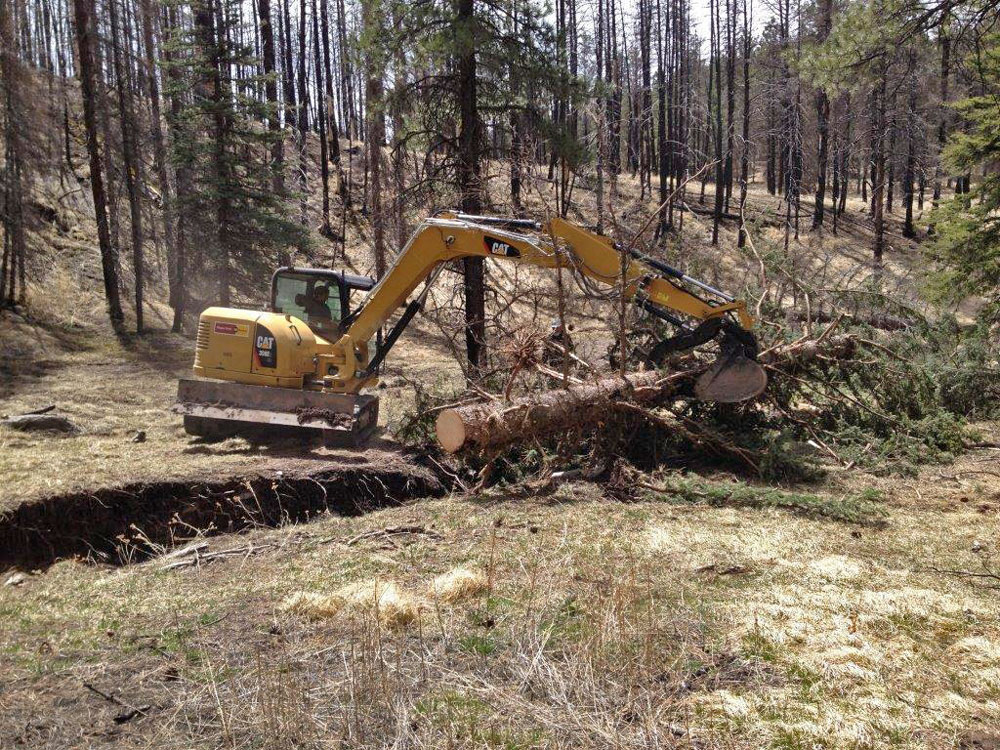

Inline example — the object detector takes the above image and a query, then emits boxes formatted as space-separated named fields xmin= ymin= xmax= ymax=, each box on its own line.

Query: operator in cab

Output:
xmin=304 ymin=284 xmax=333 ymax=324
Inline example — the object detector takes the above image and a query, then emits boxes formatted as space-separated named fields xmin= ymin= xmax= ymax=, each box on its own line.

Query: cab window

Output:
xmin=272 ymin=273 xmax=342 ymax=333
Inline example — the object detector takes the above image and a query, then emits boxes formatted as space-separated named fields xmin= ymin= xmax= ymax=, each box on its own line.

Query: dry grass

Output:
xmin=429 ymin=567 xmax=488 ymax=603
xmin=282 ymin=578 xmax=426 ymax=628
xmin=3 ymin=457 xmax=1000 ymax=748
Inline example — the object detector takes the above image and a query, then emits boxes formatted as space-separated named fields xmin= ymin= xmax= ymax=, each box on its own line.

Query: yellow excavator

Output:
xmin=174 ymin=213 xmax=767 ymax=446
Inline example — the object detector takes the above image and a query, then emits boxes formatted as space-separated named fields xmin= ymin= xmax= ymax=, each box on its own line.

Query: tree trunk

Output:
xmin=139 ymin=0 xmax=179 ymax=328
xmin=811 ymin=0 xmax=831 ymax=229
xmin=71 ymin=0 xmax=124 ymax=328
xmin=162 ymin=3 xmax=190 ymax=332
xmin=295 ymin=0 xmax=309 ymax=244
xmin=608 ymin=0 xmax=621 ymax=184
xmin=319 ymin=0 xmax=344 ymax=212
xmin=437 ymin=370 xmax=664 ymax=453
xmin=363 ymin=0 xmax=385 ymax=276
xmin=711 ymin=0 xmax=723 ymax=245
xmin=335 ymin=0 xmax=355 ymax=141
xmin=723 ymin=0 xmax=736 ymax=212
xmin=437 ymin=335 xmax=858 ymax=453
xmin=886 ymin=90 xmax=896 ymax=214
xmin=1 ymin=0 xmax=26 ymax=307
xmin=457 ymin=0 xmax=485 ymax=373
xmin=256 ymin=0 xmax=285 ymax=197
xmin=736 ymin=0 xmax=751 ymax=247
xmin=390 ymin=2 xmax=406 ymax=249
xmin=655 ymin=0 xmax=667 ymax=238
xmin=193 ymin=0 xmax=233 ymax=304
xmin=108 ymin=0 xmax=145 ymax=332
xmin=902 ymin=50 xmax=917 ymax=239
xmin=279 ymin=0 xmax=296 ymax=129
xmin=639 ymin=0 xmax=651 ymax=196
xmin=872 ymin=76 xmax=887 ymax=265
xmin=838 ymin=97 xmax=850 ymax=215
xmin=1 ymin=0 xmax=27 ymax=308
xmin=98 ymin=29 xmax=122 ymax=276
xmin=312 ymin=0 xmax=330 ymax=237
xmin=930 ymin=16 xmax=949 ymax=231
xmin=594 ymin=0 xmax=604 ymax=231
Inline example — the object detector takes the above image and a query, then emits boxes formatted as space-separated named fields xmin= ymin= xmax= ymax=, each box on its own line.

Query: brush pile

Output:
xmin=401 ymin=309 xmax=1000 ymax=481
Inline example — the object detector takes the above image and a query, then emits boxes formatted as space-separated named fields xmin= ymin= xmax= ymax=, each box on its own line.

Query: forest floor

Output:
xmin=3 ymin=143 xmax=1000 ymax=748
xmin=1 ymin=450 xmax=999 ymax=748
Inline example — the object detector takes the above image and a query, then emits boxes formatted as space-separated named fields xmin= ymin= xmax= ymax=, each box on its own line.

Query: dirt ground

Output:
xmin=4 ymin=293 xmax=1000 ymax=748
xmin=4 ymin=150 xmax=999 ymax=748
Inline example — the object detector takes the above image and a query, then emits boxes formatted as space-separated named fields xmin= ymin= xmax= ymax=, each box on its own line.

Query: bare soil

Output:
xmin=0 ymin=453 xmax=444 ymax=570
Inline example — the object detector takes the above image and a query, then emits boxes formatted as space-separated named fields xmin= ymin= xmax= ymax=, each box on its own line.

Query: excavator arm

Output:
xmin=326 ymin=214 xmax=766 ymax=402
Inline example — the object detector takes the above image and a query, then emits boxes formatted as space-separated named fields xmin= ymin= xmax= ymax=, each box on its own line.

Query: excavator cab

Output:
xmin=270 ymin=267 xmax=375 ymax=338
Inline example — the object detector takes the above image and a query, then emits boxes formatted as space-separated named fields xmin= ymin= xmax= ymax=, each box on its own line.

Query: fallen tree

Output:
xmin=436 ymin=369 xmax=665 ymax=453
xmin=436 ymin=334 xmax=857 ymax=453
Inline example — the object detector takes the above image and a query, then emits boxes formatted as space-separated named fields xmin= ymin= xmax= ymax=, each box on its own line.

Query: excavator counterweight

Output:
xmin=175 ymin=215 xmax=766 ymax=446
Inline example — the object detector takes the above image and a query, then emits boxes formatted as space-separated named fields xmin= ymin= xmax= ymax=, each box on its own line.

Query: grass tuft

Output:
xmin=429 ymin=567 xmax=488 ymax=603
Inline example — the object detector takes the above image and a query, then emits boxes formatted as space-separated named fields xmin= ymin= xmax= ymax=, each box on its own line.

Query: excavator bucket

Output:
xmin=694 ymin=350 xmax=768 ymax=403
xmin=645 ymin=317 xmax=767 ymax=403
xmin=173 ymin=379 xmax=379 ymax=447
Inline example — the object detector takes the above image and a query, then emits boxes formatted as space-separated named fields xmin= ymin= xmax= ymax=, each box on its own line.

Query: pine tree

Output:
xmin=164 ymin=0 xmax=305 ymax=307
xmin=927 ymin=33 xmax=1000 ymax=299
xmin=399 ymin=0 xmax=556 ymax=371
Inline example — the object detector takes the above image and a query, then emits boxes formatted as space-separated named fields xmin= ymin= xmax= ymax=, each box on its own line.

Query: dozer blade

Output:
xmin=173 ymin=379 xmax=379 ymax=447
xmin=694 ymin=351 xmax=768 ymax=403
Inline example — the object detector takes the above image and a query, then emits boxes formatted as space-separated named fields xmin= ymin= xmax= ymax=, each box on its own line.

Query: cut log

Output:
xmin=436 ymin=369 xmax=668 ymax=453
xmin=436 ymin=335 xmax=857 ymax=453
